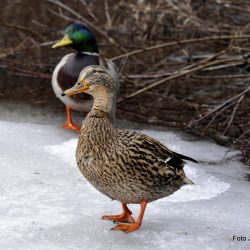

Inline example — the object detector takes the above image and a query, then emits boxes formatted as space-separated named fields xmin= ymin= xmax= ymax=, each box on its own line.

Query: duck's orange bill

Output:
xmin=63 ymin=80 xmax=90 ymax=96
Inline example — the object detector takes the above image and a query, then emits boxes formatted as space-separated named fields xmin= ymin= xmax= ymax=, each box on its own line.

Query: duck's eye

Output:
xmin=77 ymin=82 xmax=81 ymax=86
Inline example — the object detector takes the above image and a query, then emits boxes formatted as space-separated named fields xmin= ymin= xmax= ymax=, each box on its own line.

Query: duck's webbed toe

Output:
xmin=111 ymin=222 xmax=141 ymax=233
xmin=101 ymin=203 xmax=135 ymax=224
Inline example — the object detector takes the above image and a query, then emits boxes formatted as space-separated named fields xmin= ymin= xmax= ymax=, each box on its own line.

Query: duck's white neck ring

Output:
xmin=80 ymin=52 xmax=99 ymax=56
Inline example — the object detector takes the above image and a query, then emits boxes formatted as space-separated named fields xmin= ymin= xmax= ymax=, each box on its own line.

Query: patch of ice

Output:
xmin=46 ymin=139 xmax=78 ymax=166
xmin=166 ymin=166 xmax=230 ymax=202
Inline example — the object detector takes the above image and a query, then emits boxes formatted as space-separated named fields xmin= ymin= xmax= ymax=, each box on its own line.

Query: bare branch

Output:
xmin=111 ymin=34 xmax=250 ymax=61
xmin=223 ymin=95 xmax=246 ymax=135
xmin=190 ymin=87 xmax=250 ymax=125
xmin=0 ymin=21 xmax=43 ymax=39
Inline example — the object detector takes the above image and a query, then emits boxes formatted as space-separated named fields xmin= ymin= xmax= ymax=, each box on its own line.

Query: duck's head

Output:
xmin=63 ymin=65 xmax=115 ymax=97
xmin=52 ymin=23 xmax=99 ymax=53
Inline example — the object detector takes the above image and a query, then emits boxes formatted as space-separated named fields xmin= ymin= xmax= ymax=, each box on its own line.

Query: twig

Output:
xmin=79 ymin=0 xmax=98 ymax=23
xmin=104 ymin=0 xmax=112 ymax=28
xmin=0 ymin=38 xmax=35 ymax=59
xmin=48 ymin=8 xmax=82 ymax=27
xmin=190 ymin=86 xmax=250 ymax=125
xmin=111 ymin=34 xmax=250 ymax=61
xmin=203 ymin=61 xmax=249 ymax=71
xmin=224 ymin=128 xmax=250 ymax=159
xmin=1 ymin=63 xmax=51 ymax=79
xmin=0 ymin=21 xmax=43 ymax=39
xmin=223 ymin=95 xmax=245 ymax=135
xmin=192 ymin=74 xmax=250 ymax=79
xmin=201 ymin=101 xmax=236 ymax=134
xmin=146 ymin=48 xmax=228 ymax=75
xmin=122 ymin=72 xmax=172 ymax=79
xmin=6 ymin=71 xmax=51 ymax=79
xmin=180 ymin=49 xmax=228 ymax=71
xmin=39 ymin=40 xmax=59 ymax=47
xmin=222 ymin=3 xmax=250 ymax=14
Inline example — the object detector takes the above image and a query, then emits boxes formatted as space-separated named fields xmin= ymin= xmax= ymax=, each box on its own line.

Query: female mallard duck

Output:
xmin=52 ymin=23 xmax=118 ymax=131
xmin=63 ymin=65 xmax=198 ymax=233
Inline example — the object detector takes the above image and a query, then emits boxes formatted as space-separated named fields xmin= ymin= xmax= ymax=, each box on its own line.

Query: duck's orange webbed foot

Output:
xmin=110 ymin=200 xmax=148 ymax=233
xmin=111 ymin=222 xmax=141 ymax=233
xmin=102 ymin=203 xmax=135 ymax=223
xmin=62 ymin=121 xmax=80 ymax=132
xmin=62 ymin=106 xmax=80 ymax=132
xmin=102 ymin=212 xmax=135 ymax=224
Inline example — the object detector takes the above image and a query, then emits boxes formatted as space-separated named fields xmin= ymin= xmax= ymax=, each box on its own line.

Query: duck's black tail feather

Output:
xmin=174 ymin=152 xmax=199 ymax=164
xmin=166 ymin=152 xmax=199 ymax=170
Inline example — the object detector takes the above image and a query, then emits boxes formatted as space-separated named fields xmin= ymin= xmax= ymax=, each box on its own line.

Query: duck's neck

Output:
xmin=90 ymin=88 xmax=116 ymax=123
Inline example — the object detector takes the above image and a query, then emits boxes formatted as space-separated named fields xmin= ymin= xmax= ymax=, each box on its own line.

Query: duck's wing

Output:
xmin=117 ymin=129 xmax=198 ymax=171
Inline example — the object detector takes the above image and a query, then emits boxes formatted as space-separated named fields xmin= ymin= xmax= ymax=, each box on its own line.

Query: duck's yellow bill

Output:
xmin=52 ymin=35 xmax=73 ymax=48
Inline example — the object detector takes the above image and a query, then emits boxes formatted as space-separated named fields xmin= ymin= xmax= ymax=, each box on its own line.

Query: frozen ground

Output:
xmin=0 ymin=104 xmax=250 ymax=250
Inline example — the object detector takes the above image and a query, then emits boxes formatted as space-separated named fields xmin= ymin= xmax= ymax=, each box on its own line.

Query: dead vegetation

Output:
xmin=0 ymin=0 xmax=249 ymax=164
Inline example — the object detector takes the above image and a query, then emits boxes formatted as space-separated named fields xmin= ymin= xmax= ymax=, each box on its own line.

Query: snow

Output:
xmin=1 ymin=113 xmax=250 ymax=250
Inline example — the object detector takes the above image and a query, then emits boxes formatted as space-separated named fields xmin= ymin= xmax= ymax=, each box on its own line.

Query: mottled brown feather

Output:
xmin=76 ymin=110 xmax=194 ymax=204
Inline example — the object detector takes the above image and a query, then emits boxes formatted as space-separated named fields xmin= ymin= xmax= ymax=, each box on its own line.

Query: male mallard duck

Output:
xmin=63 ymin=65 xmax=198 ymax=233
xmin=52 ymin=23 xmax=118 ymax=131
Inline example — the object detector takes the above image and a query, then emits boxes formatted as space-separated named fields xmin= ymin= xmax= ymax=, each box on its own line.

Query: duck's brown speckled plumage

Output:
xmin=77 ymin=109 xmax=194 ymax=204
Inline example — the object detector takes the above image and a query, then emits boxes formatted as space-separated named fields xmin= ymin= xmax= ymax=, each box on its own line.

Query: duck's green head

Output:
xmin=52 ymin=23 xmax=99 ymax=53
